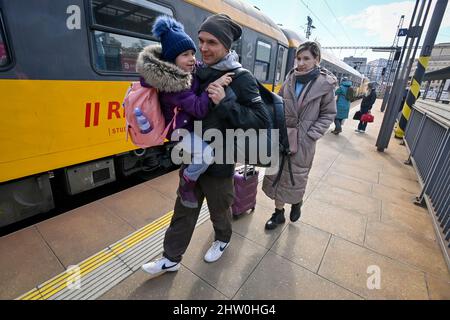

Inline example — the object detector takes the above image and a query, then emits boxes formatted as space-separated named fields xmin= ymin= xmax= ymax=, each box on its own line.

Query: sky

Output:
xmin=249 ymin=0 xmax=450 ymax=66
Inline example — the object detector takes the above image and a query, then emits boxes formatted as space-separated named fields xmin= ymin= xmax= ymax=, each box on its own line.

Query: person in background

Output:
xmin=356 ymin=81 xmax=377 ymax=133
xmin=332 ymin=77 xmax=353 ymax=135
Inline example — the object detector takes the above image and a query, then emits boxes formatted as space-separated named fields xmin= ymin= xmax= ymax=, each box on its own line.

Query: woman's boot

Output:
xmin=265 ymin=208 xmax=285 ymax=230
xmin=290 ymin=201 xmax=303 ymax=222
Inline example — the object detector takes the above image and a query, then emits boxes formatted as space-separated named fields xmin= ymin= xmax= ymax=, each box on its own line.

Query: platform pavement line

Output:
xmin=17 ymin=211 xmax=175 ymax=300
xmin=17 ymin=202 xmax=214 ymax=300
xmin=17 ymin=166 xmax=265 ymax=300
xmin=35 ymin=213 xmax=174 ymax=300
xmin=49 ymin=206 xmax=211 ymax=300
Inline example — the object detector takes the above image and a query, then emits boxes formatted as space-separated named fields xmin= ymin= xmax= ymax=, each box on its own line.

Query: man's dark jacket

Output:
xmin=196 ymin=66 xmax=270 ymax=177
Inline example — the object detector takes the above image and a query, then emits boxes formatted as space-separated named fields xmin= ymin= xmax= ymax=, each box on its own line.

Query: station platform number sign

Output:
xmin=398 ymin=28 xmax=409 ymax=37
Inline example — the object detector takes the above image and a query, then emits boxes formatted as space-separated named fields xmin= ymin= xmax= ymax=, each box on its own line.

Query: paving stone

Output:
xmin=425 ymin=274 xmax=450 ymax=300
xmin=300 ymin=198 xmax=367 ymax=245
xmin=328 ymin=162 xmax=379 ymax=184
xmin=99 ymin=183 xmax=174 ymax=229
xmin=234 ymin=251 xmax=361 ymax=300
xmin=309 ymin=159 xmax=332 ymax=179
xmin=310 ymin=183 xmax=381 ymax=220
xmin=365 ymin=221 xmax=449 ymax=278
xmin=0 ymin=227 xmax=65 ymax=300
xmin=382 ymin=162 xmax=418 ymax=181
xmin=256 ymin=184 xmax=277 ymax=211
xmin=334 ymin=150 xmax=385 ymax=172
xmin=381 ymin=203 xmax=436 ymax=242
xmin=181 ymin=223 xmax=268 ymax=298
xmin=231 ymin=203 xmax=286 ymax=250
xmin=318 ymin=236 xmax=429 ymax=299
xmin=323 ymin=172 xmax=373 ymax=196
xmin=271 ymin=222 xmax=331 ymax=273
xmin=99 ymin=265 xmax=227 ymax=300
xmin=144 ymin=169 xmax=179 ymax=200
xmin=36 ymin=202 xmax=135 ymax=267
xmin=382 ymin=201 xmax=429 ymax=219
xmin=372 ymin=184 xmax=417 ymax=206
xmin=379 ymin=173 xmax=421 ymax=194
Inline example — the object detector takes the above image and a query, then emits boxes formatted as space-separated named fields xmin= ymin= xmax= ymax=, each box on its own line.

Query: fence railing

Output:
xmin=404 ymin=100 xmax=450 ymax=270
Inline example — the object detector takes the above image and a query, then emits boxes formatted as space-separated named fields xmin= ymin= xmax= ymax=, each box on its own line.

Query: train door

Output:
xmin=274 ymin=44 xmax=288 ymax=92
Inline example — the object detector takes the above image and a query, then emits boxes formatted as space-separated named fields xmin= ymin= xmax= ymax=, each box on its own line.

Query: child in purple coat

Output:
xmin=136 ymin=16 xmax=232 ymax=208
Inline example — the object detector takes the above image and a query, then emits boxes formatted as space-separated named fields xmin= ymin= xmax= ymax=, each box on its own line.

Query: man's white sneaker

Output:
xmin=204 ymin=240 xmax=229 ymax=263
xmin=141 ymin=257 xmax=180 ymax=275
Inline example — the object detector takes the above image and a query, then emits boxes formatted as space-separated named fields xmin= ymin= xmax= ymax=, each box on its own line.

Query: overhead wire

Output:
xmin=299 ymin=0 xmax=341 ymax=42
xmin=323 ymin=0 xmax=354 ymax=45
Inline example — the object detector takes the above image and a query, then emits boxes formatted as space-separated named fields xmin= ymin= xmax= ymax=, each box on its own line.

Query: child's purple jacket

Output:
xmin=159 ymin=75 xmax=209 ymax=136
xmin=136 ymin=45 xmax=210 ymax=138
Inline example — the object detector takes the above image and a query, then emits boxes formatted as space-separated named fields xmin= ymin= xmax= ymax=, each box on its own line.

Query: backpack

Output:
xmin=232 ymin=68 xmax=295 ymax=187
xmin=258 ymin=81 xmax=296 ymax=187
xmin=345 ymin=86 xmax=355 ymax=101
xmin=122 ymin=82 xmax=175 ymax=149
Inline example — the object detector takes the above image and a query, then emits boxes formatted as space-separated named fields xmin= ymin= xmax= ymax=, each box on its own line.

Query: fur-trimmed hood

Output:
xmin=136 ymin=45 xmax=192 ymax=93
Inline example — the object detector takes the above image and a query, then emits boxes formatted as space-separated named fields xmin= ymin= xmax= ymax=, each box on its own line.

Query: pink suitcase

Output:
xmin=232 ymin=165 xmax=259 ymax=218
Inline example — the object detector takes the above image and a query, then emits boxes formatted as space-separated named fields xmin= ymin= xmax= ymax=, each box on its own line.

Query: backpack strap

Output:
xmin=123 ymin=83 xmax=134 ymax=143
xmin=297 ymin=75 xmax=319 ymax=110
xmin=272 ymin=153 xmax=295 ymax=187
xmin=163 ymin=107 xmax=180 ymax=141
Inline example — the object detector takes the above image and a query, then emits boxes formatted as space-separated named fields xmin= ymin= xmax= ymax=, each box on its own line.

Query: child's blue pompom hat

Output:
xmin=152 ymin=16 xmax=197 ymax=62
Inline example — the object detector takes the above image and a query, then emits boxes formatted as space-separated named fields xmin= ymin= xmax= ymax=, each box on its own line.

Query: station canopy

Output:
xmin=423 ymin=66 xmax=450 ymax=81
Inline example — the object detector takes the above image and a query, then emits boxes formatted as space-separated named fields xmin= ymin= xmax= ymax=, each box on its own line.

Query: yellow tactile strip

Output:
xmin=17 ymin=211 xmax=174 ymax=300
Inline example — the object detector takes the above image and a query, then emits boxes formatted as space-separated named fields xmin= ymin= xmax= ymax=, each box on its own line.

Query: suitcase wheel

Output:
xmin=232 ymin=213 xmax=242 ymax=220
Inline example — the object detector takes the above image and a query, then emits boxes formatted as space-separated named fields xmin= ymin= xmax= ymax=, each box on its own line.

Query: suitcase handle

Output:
xmin=238 ymin=164 xmax=257 ymax=180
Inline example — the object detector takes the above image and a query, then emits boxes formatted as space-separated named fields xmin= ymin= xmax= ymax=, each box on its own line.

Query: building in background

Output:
xmin=367 ymin=58 xmax=388 ymax=84
xmin=410 ymin=42 xmax=450 ymax=92
xmin=343 ymin=56 xmax=368 ymax=75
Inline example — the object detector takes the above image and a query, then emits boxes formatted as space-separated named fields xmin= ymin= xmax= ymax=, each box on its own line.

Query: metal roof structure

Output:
xmin=423 ymin=66 xmax=450 ymax=81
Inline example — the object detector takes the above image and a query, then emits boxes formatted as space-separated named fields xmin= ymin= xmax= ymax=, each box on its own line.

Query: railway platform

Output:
xmin=1 ymin=100 xmax=449 ymax=300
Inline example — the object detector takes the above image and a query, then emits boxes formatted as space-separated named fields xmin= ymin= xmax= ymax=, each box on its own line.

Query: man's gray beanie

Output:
xmin=199 ymin=14 xmax=242 ymax=50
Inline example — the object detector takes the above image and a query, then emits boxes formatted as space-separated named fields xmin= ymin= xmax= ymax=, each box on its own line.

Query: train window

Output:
xmin=93 ymin=31 xmax=156 ymax=72
xmin=0 ymin=13 xmax=11 ymax=68
xmin=90 ymin=0 xmax=172 ymax=73
xmin=275 ymin=46 xmax=288 ymax=84
xmin=91 ymin=0 xmax=172 ymax=37
xmin=254 ymin=41 xmax=271 ymax=82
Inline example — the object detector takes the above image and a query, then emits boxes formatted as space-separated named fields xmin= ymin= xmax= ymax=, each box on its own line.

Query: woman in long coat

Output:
xmin=262 ymin=41 xmax=337 ymax=230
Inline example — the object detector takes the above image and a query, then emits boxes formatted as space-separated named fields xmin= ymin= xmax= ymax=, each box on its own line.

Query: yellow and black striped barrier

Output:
xmin=395 ymin=55 xmax=430 ymax=139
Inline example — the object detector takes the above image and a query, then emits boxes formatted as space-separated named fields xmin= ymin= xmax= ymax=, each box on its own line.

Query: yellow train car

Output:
xmin=0 ymin=0 xmax=290 ymax=226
